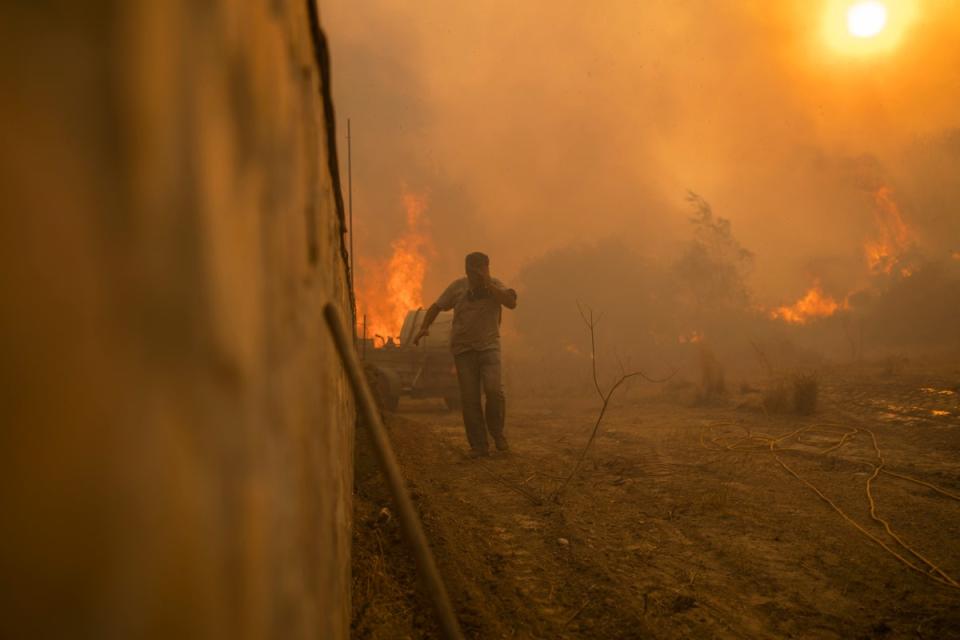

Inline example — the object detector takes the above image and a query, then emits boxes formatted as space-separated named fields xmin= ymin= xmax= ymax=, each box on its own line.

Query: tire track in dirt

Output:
xmin=355 ymin=380 xmax=960 ymax=638
xmin=388 ymin=410 xmax=662 ymax=638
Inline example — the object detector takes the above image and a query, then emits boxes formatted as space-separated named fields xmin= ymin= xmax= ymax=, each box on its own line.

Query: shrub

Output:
xmin=699 ymin=345 xmax=726 ymax=402
xmin=792 ymin=372 xmax=819 ymax=415
xmin=762 ymin=380 xmax=790 ymax=414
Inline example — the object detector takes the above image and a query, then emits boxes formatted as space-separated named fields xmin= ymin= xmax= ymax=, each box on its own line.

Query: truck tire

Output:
xmin=443 ymin=394 xmax=461 ymax=411
xmin=375 ymin=367 xmax=401 ymax=412
xmin=365 ymin=365 xmax=401 ymax=412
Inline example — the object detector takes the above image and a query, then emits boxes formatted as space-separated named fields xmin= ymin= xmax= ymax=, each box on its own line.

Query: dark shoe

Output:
xmin=493 ymin=435 xmax=509 ymax=452
xmin=467 ymin=448 xmax=489 ymax=459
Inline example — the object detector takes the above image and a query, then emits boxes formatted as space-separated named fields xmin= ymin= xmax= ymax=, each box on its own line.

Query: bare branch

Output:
xmin=577 ymin=303 xmax=604 ymax=400
xmin=615 ymin=352 xmax=626 ymax=378
xmin=550 ymin=307 xmax=678 ymax=502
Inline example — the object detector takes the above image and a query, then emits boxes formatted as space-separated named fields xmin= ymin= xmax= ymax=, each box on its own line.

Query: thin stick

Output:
xmin=550 ymin=304 xmax=675 ymax=501
xmin=324 ymin=303 xmax=464 ymax=639
xmin=564 ymin=598 xmax=591 ymax=626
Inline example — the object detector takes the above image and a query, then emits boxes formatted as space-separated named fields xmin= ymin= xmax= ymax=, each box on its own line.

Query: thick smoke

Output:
xmin=324 ymin=0 xmax=960 ymax=375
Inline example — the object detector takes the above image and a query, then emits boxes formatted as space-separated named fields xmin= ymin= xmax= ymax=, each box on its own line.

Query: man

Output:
xmin=413 ymin=252 xmax=518 ymax=457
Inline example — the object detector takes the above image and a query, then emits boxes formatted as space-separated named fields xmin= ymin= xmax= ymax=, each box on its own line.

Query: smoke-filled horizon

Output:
xmin=324 ymin=0 xmax=960 ymax=353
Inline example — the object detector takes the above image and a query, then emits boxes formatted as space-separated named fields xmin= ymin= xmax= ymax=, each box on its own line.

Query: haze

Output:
xmin=326 ymin=0 xmax=960 ymax=365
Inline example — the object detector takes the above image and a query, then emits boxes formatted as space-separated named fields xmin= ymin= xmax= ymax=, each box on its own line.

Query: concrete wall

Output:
xmin=0 ymin=1 xmax=353 ymax=638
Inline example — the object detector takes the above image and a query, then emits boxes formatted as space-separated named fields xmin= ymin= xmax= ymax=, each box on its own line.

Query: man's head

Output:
xmin=465 ymin=251 xmax=490 ymax=288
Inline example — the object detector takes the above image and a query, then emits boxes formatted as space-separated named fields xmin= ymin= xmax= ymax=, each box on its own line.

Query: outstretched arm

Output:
xmin=412 ymin=304 xmax=441 ymax=345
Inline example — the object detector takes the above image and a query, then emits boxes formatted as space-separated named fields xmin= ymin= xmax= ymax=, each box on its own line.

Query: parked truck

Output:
xmin=361 ymin=308 xmax=460 ymax=411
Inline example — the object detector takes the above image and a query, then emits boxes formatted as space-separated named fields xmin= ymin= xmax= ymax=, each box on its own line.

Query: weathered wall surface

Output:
xmin=0 ymin=1 xmax=353 ymax=638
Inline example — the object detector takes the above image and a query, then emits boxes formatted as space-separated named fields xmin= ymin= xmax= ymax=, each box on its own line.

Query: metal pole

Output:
xmin=323 ymin=303 xmax=463 ymax=640
xmin=347 ymin=118 xmax=354 ymax=298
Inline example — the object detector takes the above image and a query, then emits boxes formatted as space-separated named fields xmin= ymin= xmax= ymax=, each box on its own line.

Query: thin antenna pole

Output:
xmin=347 ymin=118 xmax=354 ymax=291
xmin=347 ymin=118 xmax=358 ymax=343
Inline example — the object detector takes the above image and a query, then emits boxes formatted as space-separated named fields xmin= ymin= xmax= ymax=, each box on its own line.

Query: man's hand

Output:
xmin=412 ymin=327 xmax=430 ymax=346
xmin=412 ymin=304 xmax=441 ymax=346
xmin=481 ymin=275 xmax=517 ymax=309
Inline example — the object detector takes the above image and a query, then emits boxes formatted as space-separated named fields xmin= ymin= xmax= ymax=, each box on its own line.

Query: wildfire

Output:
xmin=356 ymin=190 xmax=432 ymax=342
xmin=770 ymin=281 xmax=847 ymax=325
xmin=864 ymin=186 xmax=912 ymax=275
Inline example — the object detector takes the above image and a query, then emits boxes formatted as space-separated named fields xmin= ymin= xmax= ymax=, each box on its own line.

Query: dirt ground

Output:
xmin=351 ymin=362 xmax=960 ymax=639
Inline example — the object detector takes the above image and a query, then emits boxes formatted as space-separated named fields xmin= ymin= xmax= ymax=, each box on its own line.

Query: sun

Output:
xmin=822 ymin=0 xmax=917 ymax=56
xmin=847 ymin=1 xmax=888 ymax=38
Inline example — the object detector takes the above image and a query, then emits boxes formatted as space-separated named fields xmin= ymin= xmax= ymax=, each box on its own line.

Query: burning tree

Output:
xmin=672 ymin=191 xmax=755 ymax=336
xmin=865 ymin=186 xmax=914 ymax=276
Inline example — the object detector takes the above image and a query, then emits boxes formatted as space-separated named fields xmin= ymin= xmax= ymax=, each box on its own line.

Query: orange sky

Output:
xmin=324 ymin=0 xmax=960 ymax=305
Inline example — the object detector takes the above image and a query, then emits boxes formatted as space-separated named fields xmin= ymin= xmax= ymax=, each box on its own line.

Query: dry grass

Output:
xmin=696 ymin=345 xmax=726 ymax=405
xmin=762 ymin=371 xmax=819 ymax=415
xmin=881 ymin=354 xmax=909 ymax=377
xmin=792 ymin=372 xmax=819 ymax=415
xmin=762 ymin=380 xmax=791 ymax=413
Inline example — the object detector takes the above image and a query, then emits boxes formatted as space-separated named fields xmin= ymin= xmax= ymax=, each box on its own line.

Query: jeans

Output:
xmin=453 ymin=348 xmax=505 ymax=452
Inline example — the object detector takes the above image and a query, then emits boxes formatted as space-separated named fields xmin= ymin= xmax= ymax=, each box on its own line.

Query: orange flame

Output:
xmin=357 ymin=190 xmax=431 ymax=342
xmin=770 ymin=281 xmax=846 ymax=325
xmin=864 ymin=186 xmax=911 ymax=275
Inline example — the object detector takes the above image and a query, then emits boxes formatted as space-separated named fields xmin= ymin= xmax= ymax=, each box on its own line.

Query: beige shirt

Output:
xmin=435 ymin=277 xmax=515 ymax=355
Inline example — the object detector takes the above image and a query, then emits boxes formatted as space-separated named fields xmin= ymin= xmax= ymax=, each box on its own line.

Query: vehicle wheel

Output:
xmin=443 ymin=394 xmax=461 ymax=411
xmin=379 ymin=368 xmax=401 ymax=412
xmin=366 ymin=365 xmax=401 ymax=412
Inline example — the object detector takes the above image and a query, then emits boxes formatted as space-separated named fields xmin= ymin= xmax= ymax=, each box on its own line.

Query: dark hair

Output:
xmin=465 ymin=252 xmax=489 ymax=270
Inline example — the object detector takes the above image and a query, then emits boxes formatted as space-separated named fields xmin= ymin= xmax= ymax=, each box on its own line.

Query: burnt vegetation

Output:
xmin=510 ymin=191 xmax=960 ymax=401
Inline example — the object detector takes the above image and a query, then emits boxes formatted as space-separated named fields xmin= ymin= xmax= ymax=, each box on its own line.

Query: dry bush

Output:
xmin=761 ymin=372 xmax=819 ymax=415
xmin=739 ymin=381 xmax=760 ymax=394
xmin=664 ymin=377 xmax=694 ymax=391
xmin=762 ymin=379 xmax=791 ymax=414
xmin=792 ymin=372 xmax=819 ymax=415
xmin=881 ymin=354 xmax=908 ymax=377
xmin=696 ymin=344 xmax=726 ymax=404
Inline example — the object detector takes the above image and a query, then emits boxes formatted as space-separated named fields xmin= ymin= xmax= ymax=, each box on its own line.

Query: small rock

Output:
xmin=670 ymin=595 xmax=697 ymax=613
xmin=376 ymin=507 xmax=392 ymax=525
xmin=557 ymin=537 xmax=569 ymax=546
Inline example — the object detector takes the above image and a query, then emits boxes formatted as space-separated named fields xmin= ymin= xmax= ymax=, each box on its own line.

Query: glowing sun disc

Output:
xmin=847 ymin=1 xmax=888 ymax=38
